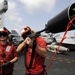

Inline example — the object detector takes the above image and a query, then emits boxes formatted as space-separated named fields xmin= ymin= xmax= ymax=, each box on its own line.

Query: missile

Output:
xmin=47 ymin=44 xmax=69 ymax=53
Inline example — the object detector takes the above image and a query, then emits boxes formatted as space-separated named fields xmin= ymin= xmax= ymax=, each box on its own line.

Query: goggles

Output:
xmin=0 ymin=32 xmax=8 ymax=37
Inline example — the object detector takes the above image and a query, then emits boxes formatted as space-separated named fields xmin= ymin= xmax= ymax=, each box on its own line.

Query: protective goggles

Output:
xmin=0 ymin=32 xmax=8 ymax=37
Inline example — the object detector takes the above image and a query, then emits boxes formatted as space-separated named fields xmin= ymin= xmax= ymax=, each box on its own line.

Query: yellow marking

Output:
xmin=72 ymin=60 xmax=75 ymax=62
xmin=56 ymin=57 xmax=75 ymax=64
xmin=46 ymin=56 xmax=75 ymax=64
xmin=64 ymin=59 xmax=68 ymax=60
xmin=46 ymin=57 xmax=50 ymax=59
xmin=59 ymin=60 xmax=63 ymax=62
xmin=66 ymin=61 xmax=72 ymax=64
xmin=57 ymin=57 xmax=62 ymax=59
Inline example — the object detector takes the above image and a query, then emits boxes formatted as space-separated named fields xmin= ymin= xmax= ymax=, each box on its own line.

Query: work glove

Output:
xmin=2 ymin=62 xmax=12 ymax=69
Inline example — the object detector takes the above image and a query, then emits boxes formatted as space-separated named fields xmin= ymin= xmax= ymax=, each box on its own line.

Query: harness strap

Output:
xmin=43 ymin=65 xmax=47 ymax=75
xmin=25 ymin=38 xmax=36 ymax=69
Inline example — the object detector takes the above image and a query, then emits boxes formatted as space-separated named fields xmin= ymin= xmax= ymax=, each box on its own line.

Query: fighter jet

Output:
xmin=55 ymin=32 xmax=75 ymax=50
xmin=0 ymin=0 xmax=8 ymax=28
xmin=8 ymin=30 xmax=23 ymax=47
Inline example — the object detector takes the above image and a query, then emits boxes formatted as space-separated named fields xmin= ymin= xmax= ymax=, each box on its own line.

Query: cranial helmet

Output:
xmin=0 ymin=27 xmax=9 ymax=37
xmin=21 ymin=26 xmax=31 ymax=39
xmin=0 ymin=27 xmax=9 ymax=33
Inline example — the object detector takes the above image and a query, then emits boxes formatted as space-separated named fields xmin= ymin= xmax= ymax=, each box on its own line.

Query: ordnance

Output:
xmin=28 ymin=3 xmax=75 ymax=38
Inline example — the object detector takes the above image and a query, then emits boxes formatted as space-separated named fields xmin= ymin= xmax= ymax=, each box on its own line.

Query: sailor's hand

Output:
xmin=2 ymin=61 xmax=12 ymax=69
xmin=24 ymin=37 xmax=33 ymax=47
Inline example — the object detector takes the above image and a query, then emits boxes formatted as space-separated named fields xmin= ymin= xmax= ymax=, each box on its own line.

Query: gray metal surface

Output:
xmin=13 ymin=51 xmax=75 ymax=75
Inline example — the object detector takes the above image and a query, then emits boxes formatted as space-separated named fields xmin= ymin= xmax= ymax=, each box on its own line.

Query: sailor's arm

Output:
xmin=17 ymin=40 xmax=26 ymax=53
xmin=10 ymin=57 xmax=18 ymax=64
xmin=36 ymin=44 xmax=47 ymax=58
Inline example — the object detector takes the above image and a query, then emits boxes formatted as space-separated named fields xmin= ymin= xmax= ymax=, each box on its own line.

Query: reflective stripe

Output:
xmin=6 ymin=46 xmax=11 ymax=52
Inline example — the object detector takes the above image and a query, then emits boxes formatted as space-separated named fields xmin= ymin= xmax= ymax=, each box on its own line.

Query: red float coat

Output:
xmin=25 ymin=37 xmax=47 ymax=74
xmin=0 ymin=42 xmax=18 ymax=74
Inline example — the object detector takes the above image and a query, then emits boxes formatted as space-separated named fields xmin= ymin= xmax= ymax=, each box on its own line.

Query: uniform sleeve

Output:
xmin=13 ymin=45 xmax=18 ymax=57
xmin=36 ymin=37 xmax=47 ymax=50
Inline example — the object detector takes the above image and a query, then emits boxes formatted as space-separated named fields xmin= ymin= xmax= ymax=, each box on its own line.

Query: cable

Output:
xmin=46 ymin=17 xmax=75 ymax=71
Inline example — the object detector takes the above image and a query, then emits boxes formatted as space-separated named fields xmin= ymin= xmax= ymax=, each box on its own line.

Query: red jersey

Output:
xmin=0 ymin=42 xmax=18 ymax=74
xmin=25 ymin=37 xmax=47 ymax=74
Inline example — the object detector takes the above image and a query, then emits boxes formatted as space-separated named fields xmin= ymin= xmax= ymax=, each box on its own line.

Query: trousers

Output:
xmin=25 ymin=71 xmax=47 ymax=75
xmin=2 ymin=73 xmax=12 ymax=75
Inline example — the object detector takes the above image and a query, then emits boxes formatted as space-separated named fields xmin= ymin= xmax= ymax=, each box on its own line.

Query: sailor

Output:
xmin=17 ymin=26 xmax=47 ymax=75
xmin=0 ymin=27 xmax=18 ymax=75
